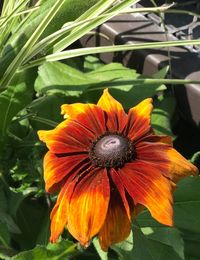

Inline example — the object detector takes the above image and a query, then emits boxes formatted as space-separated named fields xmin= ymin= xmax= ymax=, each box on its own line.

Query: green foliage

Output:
xmin=0 ymin=69 xmax=36 ymax=146
xmin=35 ymin=61 xmax=91 ymax=97
xmin=151 ymin=92 xmax=176 ymax=137
xmin=11 ymin=240 xmax=77 ymax=260
xmin=35 ymin=60 xmax=166 ymax=109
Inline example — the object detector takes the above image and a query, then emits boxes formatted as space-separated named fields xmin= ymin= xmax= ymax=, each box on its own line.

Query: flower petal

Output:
xmin=61 ymin=103 xmax=106 ymax=136
xmin=136 ymin=141 xmax=198 ymax=182
xmin=50 ymin=172 xmax=79 ymax=243
xmin=124 ymin=98 xmax=153 ymax=142
xmin=167 ymin=148 xmax=199 ymax=182
xmin=67 ymin=168 xmax=110 ymax=247
xmin=98 ymin=188 xmax=131 ymax=251
xmin=38 ymin=120 xmax=95 ymax=154
xmin=97 ymin=89 xmax=127 ymax=132
xmin=138 ymin=134 xmax=173 ymax=145
xmin=43 ymin=152 xmax=89 ymax=193
xmin=110 ymin=168 xmax=131 ymax=220
xmin=118 ymin=161 xmax=173 ymax=226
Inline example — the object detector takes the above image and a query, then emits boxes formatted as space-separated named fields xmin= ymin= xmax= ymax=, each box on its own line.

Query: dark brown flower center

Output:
xmin=89 ymin=133 xmax=135 ymax=168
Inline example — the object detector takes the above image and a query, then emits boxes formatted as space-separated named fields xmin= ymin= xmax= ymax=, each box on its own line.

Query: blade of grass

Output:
xmin=21 ymin=39 xmax=200 ymax=70
xmin=0 ymin=0 xmax=66 ymax=89
xmin=25 ymin=0 xmax=118 ymax=61
xmin=25 ymin=3 xmax=174 ymax=62
xmin=0 ymin=6 xmax=40 ymax=23
xmin=0 ymin=0 xmax=30 ymax=28
xmin=85 ymin=78 xmax=200 ymax=92
xmin=52 ymin=0 xmax=119 ymax=52
xmin=9 ymin=2 xmax=40 ymax=39
xmin=0 ymin=0 xmax=30 ymax=49
xmin=75 ymin=0 xmax=117 ymax=22
xmin=1 ymin=0 xmax=15 ymax=16
xmin=53 ymin=0 xmax=141 ymax=53
xmin=63 ymin=0 xmax=116 ymax=39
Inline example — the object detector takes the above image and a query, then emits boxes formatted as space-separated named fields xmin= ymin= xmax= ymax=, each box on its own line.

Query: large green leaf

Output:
xmin=35 ymin=61 xmax=165 ymax=110
xmin=112 ymin=226 xmax=184 ymax=260
xmin=130 ymin=226 xmax=183 ymax=260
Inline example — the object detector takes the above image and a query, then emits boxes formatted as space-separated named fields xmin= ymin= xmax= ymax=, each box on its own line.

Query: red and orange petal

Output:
xmin=124 ymin=98 xmax=153 ymax=142
xmin=67 ymin=168 xmax=110 ymax=247
xmin=43 ymin=151 xmax=89 ymax=193
xmin=118 ymin=161 xmax=173 ymax=226
xmin=98 ymin=188 xmax=131 ymax=251
xmin=61 ymin=103 xmax=106 ymax=136
xmin=50 ymin=172 xmax=80 ymax=243
xmin=38 ymin=103 xmax=107 ymax=155
xmin=97 ymin=89 xmax=127 ymax=132
xmin=110 ymin=168 xmax=131 ymax=220
xmin=167 ymin=148 xmax=198 ymax=182
xmin=38 ymin=121 xmax=94 ymax=154
xmin=135 ymin=138 xmax=198 ymax=182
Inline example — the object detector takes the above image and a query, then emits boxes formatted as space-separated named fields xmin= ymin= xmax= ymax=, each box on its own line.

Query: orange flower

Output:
xmin=38 ymin=89 xmax=198 ymax=251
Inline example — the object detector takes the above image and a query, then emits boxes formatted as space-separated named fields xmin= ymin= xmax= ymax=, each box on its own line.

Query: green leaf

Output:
xmin=141 ymin=227 xmax=184 ymax=259
xmin=0 ymin=221 xmax=10 ymax=248
xmin=0 ymin=182 xmax=24 ymax=248
xmin=0 ymin=213 xmax=20 ymax=235
xmin=84 ymin=63 xmax=163 ymax=108
xmin=111 ymin=231 xmax=134 ymax=260
xmin=11 ymin=240 xmax=77 ymax=260
xmin=174 ymin=176 xmax=200 ymax=233
xmin=84 ymin=55 xmax=104 ymax=73
xmin=151 ymin=93 xmax=176 ymax=137
xmin=130 ymin=226 xmax=183 ymax=260
xmin=35 ymin=61 xmax=166 ymax=110
xmin=184 ymin=232 xmax=200 ymax=260
xmin=151 ymin=66 xmax=169 ymax=91
xmin=27 ymin=95 xmax=74 ymax=131
xmin=13 ymin=197 xmax=49 ymax=250
xmin=0 ymin=69 xmax=36 ymax=147
xmin=35 ymin=62 xmax=90 ymax=97
xmin=152 ymin=66 xmax=169 ymax=80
